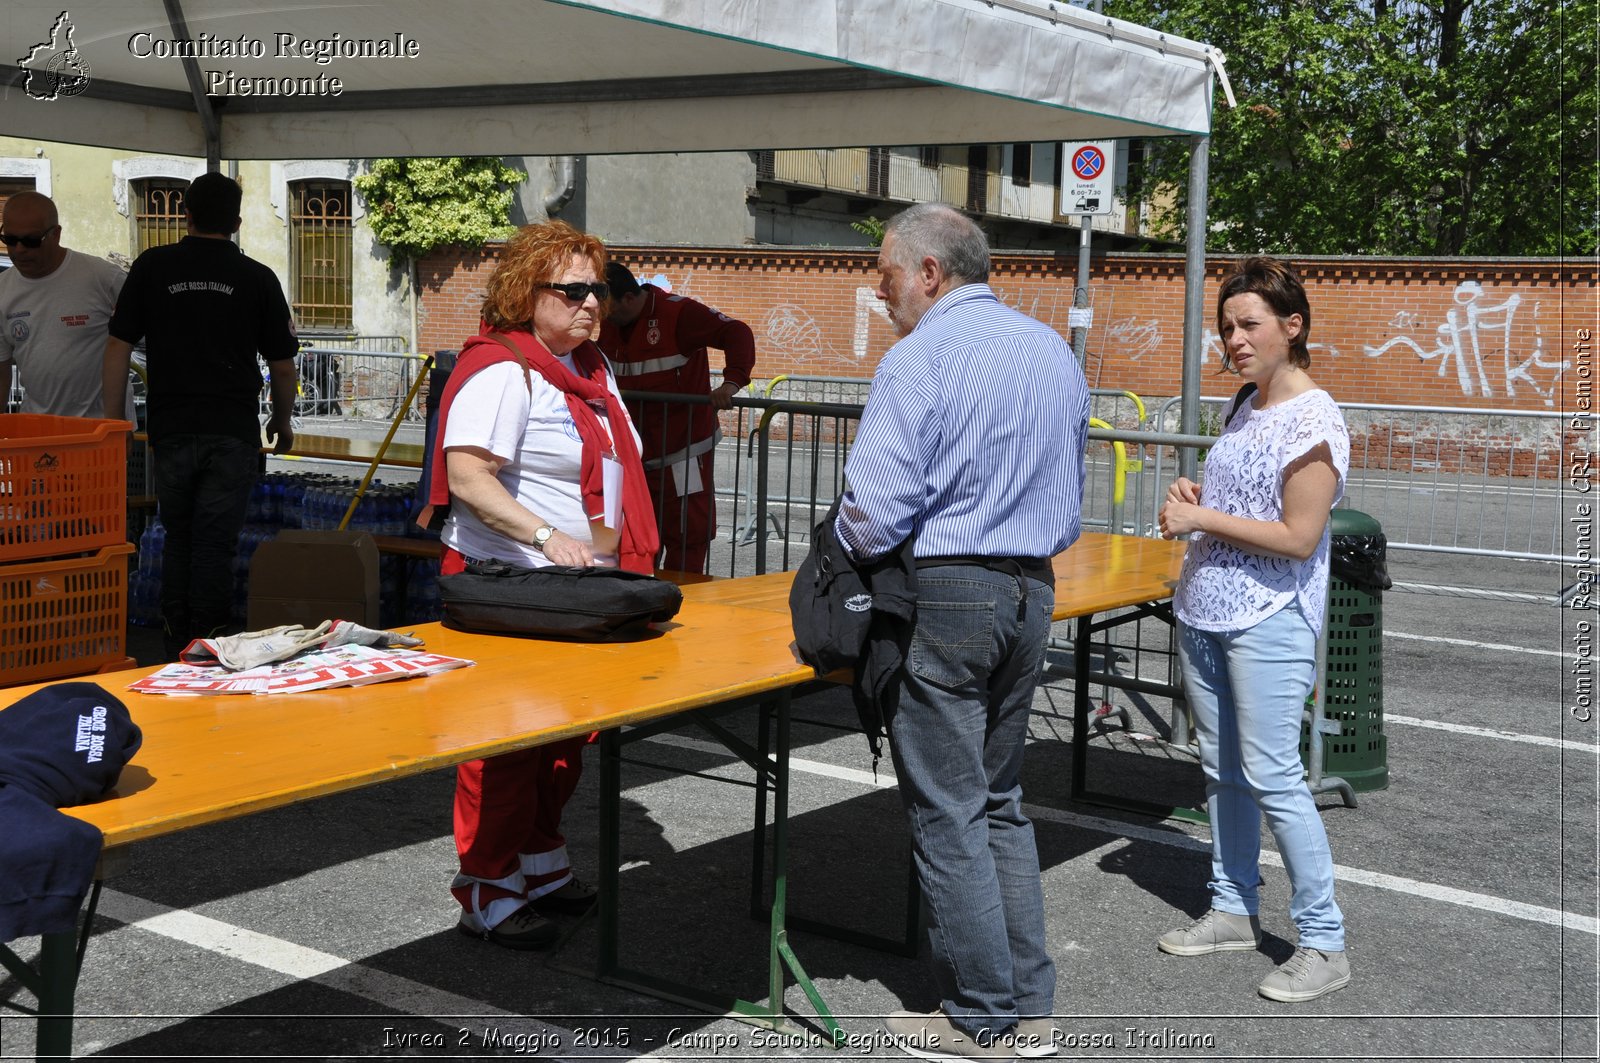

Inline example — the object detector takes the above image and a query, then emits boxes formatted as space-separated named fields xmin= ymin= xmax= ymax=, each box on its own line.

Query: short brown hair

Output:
xmin=1216 ymin=256 xmax=1313 ymax=370
xmin=481 ymin=220 xmax=608 ymax=332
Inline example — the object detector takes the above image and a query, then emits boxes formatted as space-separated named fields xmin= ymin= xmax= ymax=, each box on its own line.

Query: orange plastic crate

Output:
xmin=0 ymin=414 xmax=133 ymax=563
xmin=0 ymin=543 xmax=133 ymax=687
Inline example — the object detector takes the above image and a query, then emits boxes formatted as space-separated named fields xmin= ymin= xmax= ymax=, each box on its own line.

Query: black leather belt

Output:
xmin=915 ymin=555 xmax=1054 ymax=619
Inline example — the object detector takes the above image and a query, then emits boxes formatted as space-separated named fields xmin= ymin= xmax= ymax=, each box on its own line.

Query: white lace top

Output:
xmin=1174 ymin=388 xmax=1350 ymax=637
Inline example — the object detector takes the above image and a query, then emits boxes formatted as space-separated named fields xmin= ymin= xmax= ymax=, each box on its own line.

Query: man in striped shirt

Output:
xmin=837 ymin=203 xmax=1088 ymax=1061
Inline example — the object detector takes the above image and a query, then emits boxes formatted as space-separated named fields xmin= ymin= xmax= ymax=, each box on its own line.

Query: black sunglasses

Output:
xmin=539 ymin=281 xmax=610 ymax=302
xmin=0 ymin=226 xmax=58 ymax=249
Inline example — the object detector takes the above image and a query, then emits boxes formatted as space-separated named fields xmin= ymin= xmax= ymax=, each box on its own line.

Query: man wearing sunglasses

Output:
xmin=598 ymin=261 xmax=755 ymax=574
xmin=0 ymin=191 xmax=128 ymax=418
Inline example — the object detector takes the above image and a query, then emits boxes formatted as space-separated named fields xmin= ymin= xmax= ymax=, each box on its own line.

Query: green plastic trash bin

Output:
xmin=1301 ymin=507 xmax=1389 ymax=792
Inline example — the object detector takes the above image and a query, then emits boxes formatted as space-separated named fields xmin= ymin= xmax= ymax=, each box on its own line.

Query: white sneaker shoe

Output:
xmin=1157 ymin=908 xmax=1262 ymax=956
xmin=885 ymin=1010 xmax=1014 ymax=1061
xmin=1258 ymin=947 xmax=1351 ymax=1002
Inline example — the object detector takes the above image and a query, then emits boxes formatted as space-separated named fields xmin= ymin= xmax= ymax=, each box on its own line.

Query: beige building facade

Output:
xmin=0 ymin=138 xmax=412 ymax=346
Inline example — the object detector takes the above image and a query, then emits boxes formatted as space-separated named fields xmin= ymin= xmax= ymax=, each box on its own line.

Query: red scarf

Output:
xmin=422 ymin=327 xmax=660 ymax=575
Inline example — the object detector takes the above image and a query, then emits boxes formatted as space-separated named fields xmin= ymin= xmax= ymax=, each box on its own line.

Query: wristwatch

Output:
xmin=531 ymin=524 xmax=555 ymax=551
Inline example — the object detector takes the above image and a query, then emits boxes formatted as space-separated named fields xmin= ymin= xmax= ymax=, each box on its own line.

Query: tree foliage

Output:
xmin=1113 ymin=0 xmax=1597 ymax=255
xmin=850 ymin=215 xmax=887 ymax=246
xmin=352 ymin=156 xmax=524 ymax=262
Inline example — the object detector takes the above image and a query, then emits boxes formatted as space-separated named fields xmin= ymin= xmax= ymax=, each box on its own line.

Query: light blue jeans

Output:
xmin=888 ymin=566 xmax=1056 ymax=1040
xmin=1178 ymin=602 xmax=1346 ymax=951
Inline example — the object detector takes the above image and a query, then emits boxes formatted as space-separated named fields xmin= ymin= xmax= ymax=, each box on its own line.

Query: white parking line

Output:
xmin=1386 ymin=713 xmax=1599 ymax=753
xmin=1386 ymin=629 xmax=1573 ymax=659
xmin=74 ymin=731 xmax=1593 ymax=1047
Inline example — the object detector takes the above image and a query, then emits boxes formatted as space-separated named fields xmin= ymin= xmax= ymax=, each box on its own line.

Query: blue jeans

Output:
xmin=1179 ymin=603 xmax=1345 ymax=951
xmin=154 ymin=434 xmax=261 ymax=657
xmin=888 ymin=566 xmax=1056 ymax=1040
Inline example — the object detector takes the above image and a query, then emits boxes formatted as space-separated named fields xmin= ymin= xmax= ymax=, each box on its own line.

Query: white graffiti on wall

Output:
xmin=1106 ymin=317 xmax=1164 ymax=360
xmin=853 ymin=282 xmax=1089 ymax=361
xmin=1362 ymin=282 xmax=1567 ymax=405
xmin=853 ymin=286 xmax=890 ymax=360
xmin=764 ymin=303 xmax=841 ymax=362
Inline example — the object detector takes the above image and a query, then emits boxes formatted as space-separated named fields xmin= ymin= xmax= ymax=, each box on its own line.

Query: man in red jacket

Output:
xmin=599 ymin=262 xmax=755 ymax=573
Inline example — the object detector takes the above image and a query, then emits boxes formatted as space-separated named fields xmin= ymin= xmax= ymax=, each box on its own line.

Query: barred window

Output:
xmin=133 ymin=179 xmax=187 ymax=253
xmin=867 ymin=147 xmax=889 ymax=198
xmin=289 ymin=180 xmax=353 ymax=330
xmin=965 ymin=146 xmax=989 ymax=214
xmin=919 ymin=146 xmax=939 ymax=169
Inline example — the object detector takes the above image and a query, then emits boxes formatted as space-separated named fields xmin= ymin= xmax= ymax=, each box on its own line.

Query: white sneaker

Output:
xmin=1258 ymin=947 xmax=1351 ymax=1002
xmin=1012 ymin=1017 xmax=1058 ymax=1057
xmin=1157 ymin=908 xmax=1262 ymax=956
xmin=885 ymin=1010 xmax=1015 ymax=1061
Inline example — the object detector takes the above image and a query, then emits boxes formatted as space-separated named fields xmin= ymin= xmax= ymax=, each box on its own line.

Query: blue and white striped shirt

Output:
xmin=836 ymin=283 xmax=1090 ymax=561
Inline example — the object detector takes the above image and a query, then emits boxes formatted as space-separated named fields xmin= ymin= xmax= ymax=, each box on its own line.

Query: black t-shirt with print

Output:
xmin=109 ymin=235 xmax=297 ymax=445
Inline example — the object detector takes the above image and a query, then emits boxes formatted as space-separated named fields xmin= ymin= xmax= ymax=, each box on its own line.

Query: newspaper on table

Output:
xmin=127 ymin=644 xmax=474 ymax=696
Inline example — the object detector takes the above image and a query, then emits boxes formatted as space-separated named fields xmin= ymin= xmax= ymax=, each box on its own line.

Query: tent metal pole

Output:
xmin=163 ymin=0 xmax=223 ymax=169
xmin=1178 ymin=133 xmax=1210 ymax=483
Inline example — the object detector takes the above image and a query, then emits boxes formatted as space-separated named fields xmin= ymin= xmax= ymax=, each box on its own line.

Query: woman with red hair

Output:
xmin=423 ymin=220 xmax=657 ymax=949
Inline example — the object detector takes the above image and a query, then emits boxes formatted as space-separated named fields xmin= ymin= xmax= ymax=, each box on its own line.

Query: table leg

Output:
xmin=33 ymin=930 xmax=78 ymax=1060
xmin=1069 ymin=611 xmax=1208 ymax=825
xmin=596 ymin=728 xmax=622 ymax=979
xmin=763 ymin=691 xmax=842 ymax=1042
xmin=587 ymin=699 xmax=842 ymax=1045
xmin=749 ymin=701 xmax=772 ymax=922
xmin=1071 ymin=615 xmax=1091 ymax=803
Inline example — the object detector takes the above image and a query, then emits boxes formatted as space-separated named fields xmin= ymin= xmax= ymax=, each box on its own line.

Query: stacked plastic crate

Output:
xmin=0 ymin=415 xmax=136 ymax=687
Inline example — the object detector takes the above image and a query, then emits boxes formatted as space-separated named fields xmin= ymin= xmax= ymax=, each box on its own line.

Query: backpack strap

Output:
xmin=484 ymin=332 xmax=534 ymax=394
xmin=1223 ymin=381 xmax=1257 ymax=426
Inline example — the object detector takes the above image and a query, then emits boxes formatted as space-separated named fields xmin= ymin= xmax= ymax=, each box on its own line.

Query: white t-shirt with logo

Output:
xmin=0 ymin=249 xmax=128 ymax=418
xmin=440 ymin=357 xmax=639 ymax=568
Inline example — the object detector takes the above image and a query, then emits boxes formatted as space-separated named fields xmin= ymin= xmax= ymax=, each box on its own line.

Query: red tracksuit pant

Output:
xmin=647 ymin=449 xmax=715 ymax=574
xmin=442 ymin=547 xmax=584 ymax=930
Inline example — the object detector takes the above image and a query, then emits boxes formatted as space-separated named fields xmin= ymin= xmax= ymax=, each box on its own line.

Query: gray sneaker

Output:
xmin=1258 ymin=947 xmax=1351 ymax=1002
xmin=1012 ymin=1017 xmax=1058 ymax=1057
xmin=885 ymin=1010 xmax=1013 ymax=1061
xmin=1157 ymin=909 xmax=1262 ymax=956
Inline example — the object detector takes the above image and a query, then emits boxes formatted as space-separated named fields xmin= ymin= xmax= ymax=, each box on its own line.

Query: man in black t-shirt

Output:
xmin=103 ymin=172 xmax=298 ymax=659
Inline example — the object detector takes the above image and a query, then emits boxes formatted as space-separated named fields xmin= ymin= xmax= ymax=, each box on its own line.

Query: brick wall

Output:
xmin=420 ymin=246 xmax=1592 ymax=409
xmin=416 ymin=246 xmax=1596 ymax=476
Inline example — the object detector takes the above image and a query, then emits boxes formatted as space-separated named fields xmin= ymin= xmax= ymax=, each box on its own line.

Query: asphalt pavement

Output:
xmin=3 ymin=545 xmax=1595 ymax=1062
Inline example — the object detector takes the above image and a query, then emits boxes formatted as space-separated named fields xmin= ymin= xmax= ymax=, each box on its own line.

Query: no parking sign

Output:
xmin=1060 ymin=140 xmax=1117 ymax=215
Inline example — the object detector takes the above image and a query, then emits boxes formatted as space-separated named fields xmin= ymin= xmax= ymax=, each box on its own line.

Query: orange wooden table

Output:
xmin=679 ymin=531 xmax=1184 ymax=623
xmin=285 ymin=433 xmax=425 ymax=469
xmin=6 ymin=532 xmax=1185 ymax=1058
xmin=5 ymin=596 xmax=820 ymax=1058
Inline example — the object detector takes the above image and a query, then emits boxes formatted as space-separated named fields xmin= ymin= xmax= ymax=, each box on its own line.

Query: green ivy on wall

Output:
xmin=353 ymin=157 xmax=524 ymax=262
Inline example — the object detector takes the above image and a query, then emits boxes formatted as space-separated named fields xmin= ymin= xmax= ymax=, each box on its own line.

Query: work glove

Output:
xmin=323 ymin=620 xmax=424 ymax=650
xmin=182 ymin=622 xmax=335 ymax=671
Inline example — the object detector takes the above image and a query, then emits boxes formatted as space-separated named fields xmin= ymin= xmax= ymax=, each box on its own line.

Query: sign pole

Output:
xmin=1060 ymin=139 xmax=1115 ymax=372
xmin=1073 ymin=209 xmax=1092 ymax=372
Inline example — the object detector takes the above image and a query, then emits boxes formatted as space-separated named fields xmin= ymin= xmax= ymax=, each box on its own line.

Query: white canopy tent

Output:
xmin=3 ymin=0 xmax=1223 ymax=435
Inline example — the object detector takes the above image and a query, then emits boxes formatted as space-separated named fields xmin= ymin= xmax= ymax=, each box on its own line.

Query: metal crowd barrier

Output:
xmin=256 ymin=347 xmax=429 ymax=426
xmin=1152 ymin=396 xmax=1581 ymax=563
xmin=619 ymin=389 xmax=1185 ymax=579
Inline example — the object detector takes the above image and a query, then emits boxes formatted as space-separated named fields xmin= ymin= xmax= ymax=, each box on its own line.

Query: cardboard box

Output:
xmin=248 ymin=530 xmax=381 ymax=629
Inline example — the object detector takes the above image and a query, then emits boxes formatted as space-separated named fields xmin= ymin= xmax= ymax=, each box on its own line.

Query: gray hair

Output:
xmin=884 ymin=203 xmax=990 ymax=284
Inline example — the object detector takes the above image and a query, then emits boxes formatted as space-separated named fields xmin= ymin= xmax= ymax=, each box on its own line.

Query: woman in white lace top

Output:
xmin=1157 ymin=257 xmax=1353 ymax=1003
